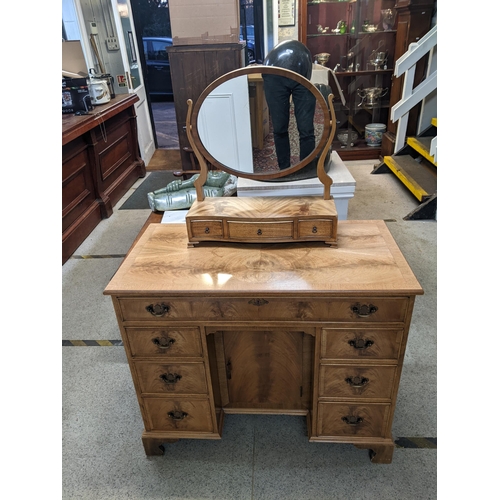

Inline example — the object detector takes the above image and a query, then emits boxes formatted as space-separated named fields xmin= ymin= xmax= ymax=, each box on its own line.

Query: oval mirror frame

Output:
xmin=188 ymin=65 xmax=332 ymax=181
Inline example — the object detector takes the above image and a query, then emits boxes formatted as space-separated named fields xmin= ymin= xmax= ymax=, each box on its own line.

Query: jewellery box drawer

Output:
xmin=143 ymin=398 xmax=214 ymax=433
xmin=125 ymin=327 xmax=203 ymax=358
xmin=316 ymin=402 xmax=391 ymax=438
xmin=188 ymin=219 xmax=223 ymax=238
xmin=134 ymin=361 xmax=208 ymax=395
xmin=227 ymin=220 xmax=294 ymax=240
xmin=298 ymin=218 xmax=336 ymax=238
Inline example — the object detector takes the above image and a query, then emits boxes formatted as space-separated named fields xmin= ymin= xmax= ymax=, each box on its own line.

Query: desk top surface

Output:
xmin=104 ymin=221 xmax=423 ymax=296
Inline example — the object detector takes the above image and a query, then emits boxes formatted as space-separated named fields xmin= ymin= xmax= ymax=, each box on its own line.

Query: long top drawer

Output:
xmin=116 ymin=296 xmax=410 ymax=323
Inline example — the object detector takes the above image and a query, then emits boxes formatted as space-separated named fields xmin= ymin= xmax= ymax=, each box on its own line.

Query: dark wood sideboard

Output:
xmin=62 ymin=94 xmax=146 ymax=264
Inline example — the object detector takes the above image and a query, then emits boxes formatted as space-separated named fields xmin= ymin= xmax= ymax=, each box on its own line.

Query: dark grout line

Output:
xmin=251 ymin=424 xmax=256 ymax=499
xmin=70 ymin=255 xmax=126 ymax=259
xmin=63 ymin=340 xmax=123 ymax=346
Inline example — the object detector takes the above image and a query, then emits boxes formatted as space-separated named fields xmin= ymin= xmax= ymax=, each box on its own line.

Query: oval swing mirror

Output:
xmin=188 ymin=65 xmax=332 ymax=181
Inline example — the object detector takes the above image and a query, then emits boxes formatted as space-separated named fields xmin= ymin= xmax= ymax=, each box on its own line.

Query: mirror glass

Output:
xmin=191 ymin=67 xmax=330 ymax=180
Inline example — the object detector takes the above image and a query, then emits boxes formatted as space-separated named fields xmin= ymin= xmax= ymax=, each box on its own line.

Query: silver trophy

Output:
xmin=357 ymin=87 xmax=389 ymax=107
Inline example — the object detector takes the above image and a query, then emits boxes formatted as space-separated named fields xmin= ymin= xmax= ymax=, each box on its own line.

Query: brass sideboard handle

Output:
xmin=152 ymin=337 xmax=175 ymax=349
xmin=348 ymin=338 xmax=374 ymax=350
xmin=312 ymin=226 xmax=318 ymax=233
xmin=345 ymin=376 xmax=369 ymax=387
xmin=342 ymin=415 xmax=363 ymax=425
xmin=146 ymin=303 xmax=170 ymax=317
xmin=205 ymin=227 xmax=210 ymax=234
xmin=257 ymin=229 xmax=262 ymax=235
xmin=248 ymin=298 xmax=269 ymax=306
xmin=160 ymin=373 xmax=182 ymax=384
xmin=167 ymin=411 xmax=188 ymax=421
xmin=351 ymin=303 xmax=378 ymax=317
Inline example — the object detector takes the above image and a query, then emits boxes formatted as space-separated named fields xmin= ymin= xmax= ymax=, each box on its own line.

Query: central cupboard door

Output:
xmin=221 ymin=329 xmax=314 ymax=410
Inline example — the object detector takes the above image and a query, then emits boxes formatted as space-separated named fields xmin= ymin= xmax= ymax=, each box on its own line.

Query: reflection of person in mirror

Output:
xmin=147 ymin=171 xmax=236 ymax=211
xmin=263 ymin=75 xmax=316 ymax=170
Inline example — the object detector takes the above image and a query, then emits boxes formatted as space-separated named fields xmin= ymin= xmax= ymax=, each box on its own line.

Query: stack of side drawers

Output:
xmin=112 ymin=298 xmax=222 ymax=451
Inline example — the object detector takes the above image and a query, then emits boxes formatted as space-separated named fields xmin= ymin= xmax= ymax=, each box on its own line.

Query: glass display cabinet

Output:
xmin=300 ymin=0 xmax=397 ymax=159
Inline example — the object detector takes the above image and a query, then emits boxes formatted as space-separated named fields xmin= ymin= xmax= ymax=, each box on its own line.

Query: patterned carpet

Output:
xmin=253 ymin=101 xmax=325 ymax=173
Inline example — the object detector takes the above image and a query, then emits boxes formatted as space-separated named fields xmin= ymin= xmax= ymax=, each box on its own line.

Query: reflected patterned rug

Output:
xmin=253 ymin=102 xmax=325 ymax=174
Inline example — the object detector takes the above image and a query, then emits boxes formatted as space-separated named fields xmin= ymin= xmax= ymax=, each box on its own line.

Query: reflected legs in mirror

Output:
xmin=262 ymin=74 xmax=316 ymax=170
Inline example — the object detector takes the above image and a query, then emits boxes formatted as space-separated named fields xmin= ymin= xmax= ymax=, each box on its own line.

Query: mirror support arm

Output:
xmin=186 ymin=99 xmax=208 ymax=201
xmin=317 ymin=94 xmax=336 ymax=200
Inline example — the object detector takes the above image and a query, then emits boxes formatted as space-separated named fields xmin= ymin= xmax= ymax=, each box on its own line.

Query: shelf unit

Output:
xmin=300 ymin=0 xmax=398 ymax=160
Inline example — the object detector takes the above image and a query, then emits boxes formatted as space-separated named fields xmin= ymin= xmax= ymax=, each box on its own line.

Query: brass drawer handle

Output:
xmin=152 ymin=336 xmax=175 ymax=349
xmin=205 ymin=227 xmax=210 ymax=234
xmin=257 ymin=229 xmax=262 ymax=235
xmin=146 ymin=303 xmax=170 ymax=317
xmin=248 ymin=298 xmax=269 ymax=306
xmin=345 ymin=376 xmax=369 ymax=387
xmin=348 ymin=338 xmax=374 ymax=350
xmin=312 ymin=226 xmax=318 ymax=233
xmin=342 ymin=415 xmax=363 ymax=425
xmin=160 ymin=373 xmax=182 ymax=385
xmin=351 ymin=303 xmax=378 ymax=317
xmin=167 ymin=410 xmax=188 ymax=421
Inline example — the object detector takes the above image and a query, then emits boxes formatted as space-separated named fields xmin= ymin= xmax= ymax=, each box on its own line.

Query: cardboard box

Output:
xmin=169 ymin=0 xmax=240 ymax=45
xmin=62 ymin=41 xmax=88 ymax=78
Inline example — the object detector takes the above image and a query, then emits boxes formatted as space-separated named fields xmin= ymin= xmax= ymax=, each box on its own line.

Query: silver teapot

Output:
xmin=357 ymin=87 xmax=388 ymax=106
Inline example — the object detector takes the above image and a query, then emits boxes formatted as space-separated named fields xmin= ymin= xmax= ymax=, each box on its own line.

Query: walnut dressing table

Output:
xmin=104 ymin=221 xmax=423 ymax=463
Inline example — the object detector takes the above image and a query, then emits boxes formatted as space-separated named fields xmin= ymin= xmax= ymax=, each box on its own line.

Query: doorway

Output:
xmin=240 ymin=0 xmax=265 ymax=64
xmin=129 ymin=0 xmax=179 ymax=150
xmin=128 ymin=0 xmax=266 ymax=152
xmin=63 ymin=0 xmax=156 ymax=163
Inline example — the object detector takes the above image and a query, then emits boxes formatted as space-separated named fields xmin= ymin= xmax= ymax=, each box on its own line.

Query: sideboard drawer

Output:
xmin=321 ymin=328 xmax=404 ymax=360
xmin=318 ymin=365 xmax=397 ymax=400
xmin=317 ymin=402 xmax=390 ymax=438
xmin=135 ymin=361 xmax=208 ymax=395
xmin=143 ymin=398 xmax=214 ymax=433
xmin=125 ymin=327 xmax=203 ymax=358
xmin=189 ymin=220 xmax=223 ymax=238
xmin=117 ymin=297 xmax=409 ymax=323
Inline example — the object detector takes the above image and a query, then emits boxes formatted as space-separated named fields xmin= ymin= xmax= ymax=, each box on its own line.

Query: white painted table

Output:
xmin=236 ymin=151 xmax=356 ymax=220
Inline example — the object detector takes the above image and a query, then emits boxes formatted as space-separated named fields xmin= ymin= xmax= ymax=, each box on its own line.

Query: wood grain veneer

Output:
xmin=104 ymin=221 xmax=423 ymax=463
xmin=186 ymin=196 xmax=338 ymax=247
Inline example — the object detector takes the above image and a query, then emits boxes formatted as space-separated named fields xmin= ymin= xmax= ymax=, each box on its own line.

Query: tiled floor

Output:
xmin=62 ymin=158 xmax=437 ymax=499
